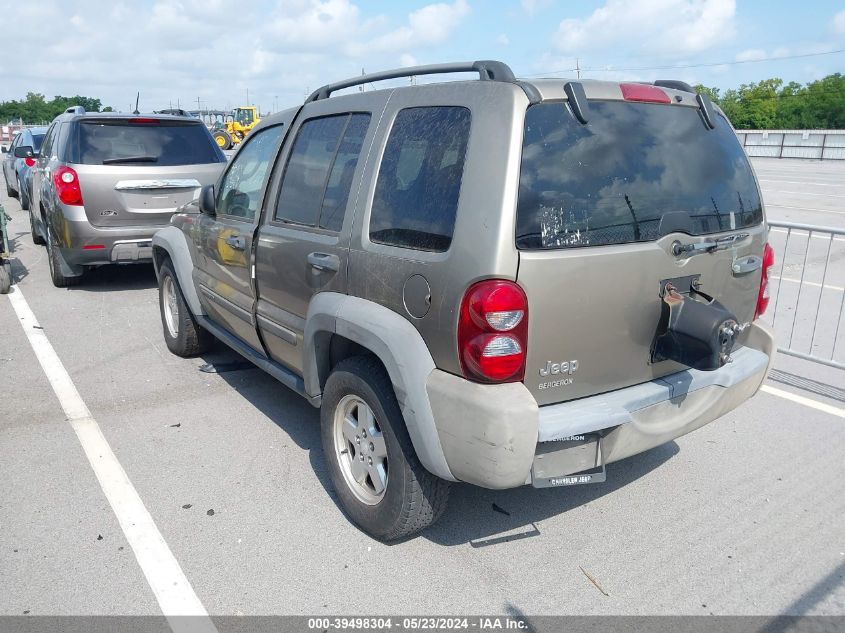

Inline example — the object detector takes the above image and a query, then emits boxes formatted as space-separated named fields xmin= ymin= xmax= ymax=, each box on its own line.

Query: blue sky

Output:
xmin=1 ymin=0 xmax=843 ymax=113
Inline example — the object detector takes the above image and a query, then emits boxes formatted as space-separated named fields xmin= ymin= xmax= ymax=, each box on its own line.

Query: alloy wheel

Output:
xmin=333 ymin=394 xmax=388 ymax=505
xmin=162 ymin=275 xmax=180 ymax=338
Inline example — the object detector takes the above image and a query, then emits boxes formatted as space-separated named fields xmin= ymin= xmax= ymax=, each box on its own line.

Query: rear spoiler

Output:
xmin=563 ymin=79 xmax=717 ymax=129
xmin=655 ymin=80 xmax=716 ymax=129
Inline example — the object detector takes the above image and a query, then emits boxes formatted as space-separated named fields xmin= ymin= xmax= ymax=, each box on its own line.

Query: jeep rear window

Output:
xmin=516 ymin=101 xmax=763 ymax=250
xmin=73 ymin=120 xmax=224 ymax=166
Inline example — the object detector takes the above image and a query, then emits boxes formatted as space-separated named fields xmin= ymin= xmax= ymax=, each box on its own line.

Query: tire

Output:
xmin=4 ymin=172 xmax=17 ymax=198
xmin=158 ymin=257 xmax=213 ymax=357
xmin=0 ymin=263 xmax=10 ymax=294
xmin=18 ymin=177 xmax=29 ymax=211
xmin=45 ymin=224 xmax=81 ymax=288
xmin=213 ymin=130 xmax=232 ymax=150
xmin=320 ymin=356 xmax=450 ymax=541
xmin=29 ymin=210 xmax=44 ymax=245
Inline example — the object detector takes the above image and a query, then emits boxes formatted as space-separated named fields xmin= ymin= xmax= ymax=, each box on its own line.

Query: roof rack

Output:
xmin=306 ymin=60 xmax=517 ymax=102
xmin=65 ymin=105 xmax=86 ymax=115
xmin=154 ymin=108 xmax=191 ymax=117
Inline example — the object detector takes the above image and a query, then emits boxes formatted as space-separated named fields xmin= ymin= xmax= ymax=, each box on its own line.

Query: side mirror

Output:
xmin=14 ymin=145 xmax=36 ymax=159
xmin=199 ymin=184 xmax=217 ymax=216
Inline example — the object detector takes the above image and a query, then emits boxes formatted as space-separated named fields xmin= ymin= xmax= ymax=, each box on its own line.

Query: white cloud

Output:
xmin=0 ymin=0 xmax=472 ymax=114
xmin=399 ymin=53 xmax=419 ymax=67
xmin=834 ymin=9 xmax=845 ymax=34
xmin=357 ymin=0 xmax=470 ymax=54
xmin=735 ymin=48 xmax=767 ymax=62
xmin=497 ymin=33 xmax=510 ymax=45
xmin=554 ymin=0 xmax=736 ymax=54
xmin=265 ymin=0 xmax=365 ymax=52
xmin=522 ymin=0 xmax=552 ymax=17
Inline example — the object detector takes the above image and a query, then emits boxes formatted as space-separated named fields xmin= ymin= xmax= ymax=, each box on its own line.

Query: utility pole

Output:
xmin=576 ymin=58 xmax=581 ymax=79
xmin=197 ymin=96 xmax=201 ymax=111
xmin=360 ymin=68 xmax=365 ymax=92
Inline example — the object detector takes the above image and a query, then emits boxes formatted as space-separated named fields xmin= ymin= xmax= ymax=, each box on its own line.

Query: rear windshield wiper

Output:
xmin=672 ymin=232 xmax=751 ymax=257
xmin=102 ymin=156 xmax=159 ymax=164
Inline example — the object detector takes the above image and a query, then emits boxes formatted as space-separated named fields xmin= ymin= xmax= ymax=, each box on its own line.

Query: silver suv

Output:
xmin=152 ymin=61 xmax=775 ymax=540
xmin=22 ymin=106 xmax=226 ymax=286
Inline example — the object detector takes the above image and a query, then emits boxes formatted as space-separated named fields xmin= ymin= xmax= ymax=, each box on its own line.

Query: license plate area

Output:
xmin=531 ymin=433 xmax=606 ymax=488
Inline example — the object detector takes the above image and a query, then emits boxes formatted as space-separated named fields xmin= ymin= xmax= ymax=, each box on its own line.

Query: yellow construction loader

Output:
xmin=211 ymin=106 xmax=260 ymax=150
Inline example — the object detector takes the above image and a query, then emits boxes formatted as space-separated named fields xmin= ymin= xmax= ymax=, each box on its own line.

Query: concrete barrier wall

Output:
xmin=736 ymin=130 xmax=845 ymax=160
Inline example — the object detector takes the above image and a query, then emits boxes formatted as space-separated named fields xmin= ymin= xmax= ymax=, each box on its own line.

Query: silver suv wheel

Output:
xmin=161 ymin=275 xmax=180 ymax=338
xmin=333 ymin=394 xmax=388 ymax=505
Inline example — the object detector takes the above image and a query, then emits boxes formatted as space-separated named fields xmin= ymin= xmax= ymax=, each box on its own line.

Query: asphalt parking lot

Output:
xmin=1 ymin=158 xmax=843 ymax=619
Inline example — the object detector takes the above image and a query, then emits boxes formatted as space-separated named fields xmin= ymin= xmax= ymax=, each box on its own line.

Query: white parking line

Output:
xmin=758 ymin=179 xmax=845 ymax=187
xmin=769 ymin=228 xmax=845 ymax=243
xmin=760 ymin=385 xmax=845 ymax=419
xmin=6 ymin=285 xmax=216 ymax=633
xmin=762 ymin=190 xmax=844 ymax=198
xmin=766 ymin=204 xmax=845 ymax=215
xmin=771 ymin=276 xmax=845 ymax=292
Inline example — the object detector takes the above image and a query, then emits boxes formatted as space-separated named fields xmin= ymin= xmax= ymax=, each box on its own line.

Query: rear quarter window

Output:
xmin=516 ymin=101 xmax=763 ymax=249
xmin=369 ymin=106 xmax=471 ymax=252
xmin=72 ymin=120 xmax=225 ymax=166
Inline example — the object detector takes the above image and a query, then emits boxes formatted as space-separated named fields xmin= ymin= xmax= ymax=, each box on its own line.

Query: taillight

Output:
xmin=620 ymin=83 xmax=671 ymax=104
xmin=755 ymin=243 xmax=775 ymax=319
xmin=54 ymin=166 xmax=83 ymax=206
xmin=24 ymin=157 xmax=35 ymax=167
xmin=458 ymin=279 xmax=528 ymax=383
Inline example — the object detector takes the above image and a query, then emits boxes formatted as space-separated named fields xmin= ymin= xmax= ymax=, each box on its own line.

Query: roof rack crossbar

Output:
xmin=306 ymin=60 xmax=516 ymax=102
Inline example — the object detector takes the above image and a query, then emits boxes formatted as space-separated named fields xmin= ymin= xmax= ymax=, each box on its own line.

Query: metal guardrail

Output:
xmin=766 ymin=221 xmax=845 ymax=369
xmin=736 ymin=129 xmax=845 ymax=160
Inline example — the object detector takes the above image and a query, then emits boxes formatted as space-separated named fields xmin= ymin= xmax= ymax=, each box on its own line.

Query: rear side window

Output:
xmin=369 ymin=107 xmax=470 ymax=252
xmin=516 ymin=101 xmax=763 ymax=249
xmin=274 ymin=113 xmax=370 ymax=229
xmin=73 ymin=120 xmax=224 ymax=166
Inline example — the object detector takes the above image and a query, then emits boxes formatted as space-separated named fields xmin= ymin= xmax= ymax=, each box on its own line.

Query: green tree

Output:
xmin=802 ymin=73 xmax=845 ymax=129
xmin=693 ymin=84 xmax=720 ymax=102
xmin=776 ymin=81 xmax=805 ymax=129
xmin=0 ymin=93 xmax=106 ymax=123
xmin=716 ymin=87 xmax=744 ymax=127
xmin=732 ymin=78 xmax=783 ymax=129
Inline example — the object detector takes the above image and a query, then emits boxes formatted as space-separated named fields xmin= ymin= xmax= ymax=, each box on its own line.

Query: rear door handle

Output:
xmin=307 ymin=251 xmax=340 ymax=272
xmin=224 ymin=235 xmax=246 ymax=250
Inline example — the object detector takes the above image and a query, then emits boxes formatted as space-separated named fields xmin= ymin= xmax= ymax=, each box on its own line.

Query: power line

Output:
xmin=524 ymin=48 xmax=845 ymax=77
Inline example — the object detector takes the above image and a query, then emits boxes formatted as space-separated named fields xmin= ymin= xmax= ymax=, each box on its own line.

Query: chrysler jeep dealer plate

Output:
xmin=531 ymin=434 xmax=606 ymax=488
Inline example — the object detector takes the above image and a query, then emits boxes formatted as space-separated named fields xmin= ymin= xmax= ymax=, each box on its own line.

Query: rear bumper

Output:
xmin=55 ymin=213 xmax=161 ymax=267
xmin=426 ymin=322 xmax=774 ymax=489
